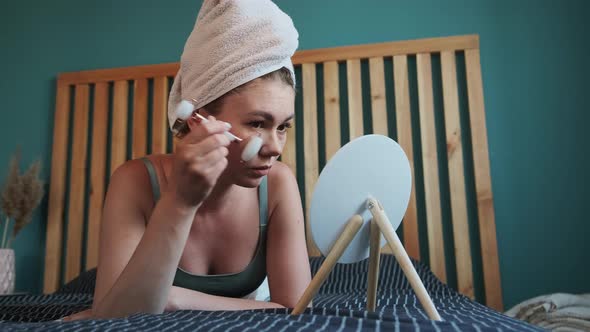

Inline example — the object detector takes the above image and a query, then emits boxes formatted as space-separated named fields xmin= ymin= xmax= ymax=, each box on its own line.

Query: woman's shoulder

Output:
xmin=110 ymin=155 xmax=162 ymax=181
xmin=266 ymin=161 xmax=301 ymax=212
xmin=111 ymin=154 xmax=170 ymax=178
xmin=267 ymin=161 xmax=297 ymax=189
xmin=107 ymin=154 xmax=172 ymax=205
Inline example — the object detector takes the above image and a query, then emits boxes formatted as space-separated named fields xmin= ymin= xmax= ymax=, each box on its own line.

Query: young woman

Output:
xmin=63 ymin=0 xmax=311 ymax=320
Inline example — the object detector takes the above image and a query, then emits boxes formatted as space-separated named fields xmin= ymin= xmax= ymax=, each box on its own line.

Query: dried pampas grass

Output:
xmin=0 ymin=151 xmax=45 ymax=248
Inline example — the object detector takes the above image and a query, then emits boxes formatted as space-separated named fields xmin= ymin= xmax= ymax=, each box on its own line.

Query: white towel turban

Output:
xmin=168 ymin=0 xmax=299 ymax=134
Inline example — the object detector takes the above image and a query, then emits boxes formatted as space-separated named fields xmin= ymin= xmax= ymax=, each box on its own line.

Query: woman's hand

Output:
xmin=169 ymin=115 xmax=232 ymax=208
xmin=69 ymin=288 xmax=181 ymax=322
xmin=61 ymin=296 xmax=178 ymax=321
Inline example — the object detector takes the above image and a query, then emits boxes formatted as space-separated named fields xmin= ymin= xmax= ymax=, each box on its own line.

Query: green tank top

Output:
xmin=140 ymin=157 xmax=268 ymax=298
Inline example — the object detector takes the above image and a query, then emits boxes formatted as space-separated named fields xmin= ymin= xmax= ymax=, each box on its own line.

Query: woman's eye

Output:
xmin=277 ymin=122 xmax=292 ymax=133
xmin=248 ymin=121 xmax=264 ymax=129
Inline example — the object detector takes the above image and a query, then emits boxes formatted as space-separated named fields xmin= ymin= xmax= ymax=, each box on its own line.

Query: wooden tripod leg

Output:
xmin=367 ymin=198 xmax=442 ymax=321
xmin=367 ymin=219 xmax=381 ymax=311
xmin=291 ymin=215 xmax=364 ymax=315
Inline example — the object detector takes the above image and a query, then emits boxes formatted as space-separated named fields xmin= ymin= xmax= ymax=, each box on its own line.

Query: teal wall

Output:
xmin=0 ymin=0 xmax=587 ymax=310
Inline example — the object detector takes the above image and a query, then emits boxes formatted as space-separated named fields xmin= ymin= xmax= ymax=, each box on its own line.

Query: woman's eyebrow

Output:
xmin=247 ymin=110 xmax=294 ymax=122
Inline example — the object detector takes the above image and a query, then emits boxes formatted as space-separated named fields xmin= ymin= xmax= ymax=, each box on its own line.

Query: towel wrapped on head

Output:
xmin=168 ymin=0 xmax=299 ymax=135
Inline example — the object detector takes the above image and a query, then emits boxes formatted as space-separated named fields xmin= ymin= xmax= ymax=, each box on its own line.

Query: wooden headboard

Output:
xmin=44 ymin=34 xmax=503 ymax=311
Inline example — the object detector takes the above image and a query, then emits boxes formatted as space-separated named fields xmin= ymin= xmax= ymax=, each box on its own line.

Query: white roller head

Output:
xmin=241 ymin=136 xmax=263 ymax=162
xmin=175 ymin=100 xmax=195 ymax=121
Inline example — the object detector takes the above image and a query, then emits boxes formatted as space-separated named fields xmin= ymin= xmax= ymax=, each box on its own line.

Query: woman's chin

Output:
xmin=233 ymin=174 xmax=265 ymax=188
xmin=222 ymin=163 xmax=269 ymax=188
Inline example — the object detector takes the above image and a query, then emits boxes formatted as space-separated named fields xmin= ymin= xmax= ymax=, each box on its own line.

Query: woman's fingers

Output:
xmin=170 ymin=114 xmax=232 ymax=207
xmin=205 ymin=154 xmax=229 ymax=178
xmin=176 ymin=134 xmax=230 ymax=169
xmin=183 ymin=115 xmax=231 ymax=145
xmin=195 ymin=145 xmax=229 ymax=169
xmin=61 ymin=308 xmax=94 ymax=321
xmin=194 ymin=133 xmax=231 ymax=155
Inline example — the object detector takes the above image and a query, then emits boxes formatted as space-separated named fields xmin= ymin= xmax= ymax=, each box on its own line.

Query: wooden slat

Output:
xmin=441 ymin=51 xmax=474 ymax=298
xmin=293 ymin=35 xmax=479 ymax=64
xmin=152 ymin=77 xmax=169 ymax=155
xmin=323 ymin=61 xmax=341 ymax=161
xmin=58 ymin=62 xmax=179 ymax=86
xmin=281 ymin=61 xmax=296 ymax=176
xmin=465 ymin=49 xmax=503 ymax=311
xmin=369 ymin=57 xmax=388 ymax=136
xmin=111 ymin=81 xmax=129 ymax=174
xmin=347 ymin=59 xmax=364 ymax=140
xmin=368 ymin=57 xmax=396 ymax=254
xmin=281 ymin=75 xmax=297 ymax=176
xmin=416 ymin=53 xmax=446 ymax=282
xmin=43 ymin=82 xmax=71 ymax=293
xmin=393 ymin=55 xmax=420 ymax=260
xmin=86 ymin=83 xmax=109 ymax=270
xmin=132 ymin=79 xmax=148 ymax=159
xmin=65 ymin=84 xmax=90 ymax=283
xmin=302 ymin=63 xmax=321 ymax=257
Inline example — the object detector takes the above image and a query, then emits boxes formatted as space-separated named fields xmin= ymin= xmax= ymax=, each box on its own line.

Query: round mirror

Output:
xmin=309 ymin=134 xmax=412 ymax=263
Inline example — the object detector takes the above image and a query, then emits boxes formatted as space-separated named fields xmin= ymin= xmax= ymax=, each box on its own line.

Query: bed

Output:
xmin=0 ymin=34 xmax=541 ymax=331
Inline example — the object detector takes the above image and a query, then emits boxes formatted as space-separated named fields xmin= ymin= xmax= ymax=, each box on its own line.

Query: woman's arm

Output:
xmin=265 ymin=162 xmax=312 ymax=307
xmin=166 ymin=286 xmax=284 ymax=311
xmin=91 ymin=160 xmax=198 ymax=318
xmin=63 ymin=283 xmax=284 ymax=322
xmin=92 ymin=118 xmax=232 ymax=318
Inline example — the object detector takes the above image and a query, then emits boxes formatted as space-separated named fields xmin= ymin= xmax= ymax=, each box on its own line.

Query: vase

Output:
xmin=0 ymin=248 xmax=15 ymax=295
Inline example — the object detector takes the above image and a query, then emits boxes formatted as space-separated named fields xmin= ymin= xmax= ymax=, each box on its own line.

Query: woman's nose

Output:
xmin=259 ymin=132 xmax=281 ymax=157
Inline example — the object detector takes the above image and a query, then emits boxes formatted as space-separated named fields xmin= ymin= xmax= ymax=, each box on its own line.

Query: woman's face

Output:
xmin=200 ymin=79 xmax=295 ymax=187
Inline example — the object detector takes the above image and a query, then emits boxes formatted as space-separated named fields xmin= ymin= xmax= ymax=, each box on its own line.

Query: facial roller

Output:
xmin=240 ymin=135 xmax=263 ymax=162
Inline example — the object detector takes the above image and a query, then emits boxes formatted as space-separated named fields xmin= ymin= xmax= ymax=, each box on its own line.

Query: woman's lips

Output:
xmin=248 ymin=165 xmax=271 ymax=176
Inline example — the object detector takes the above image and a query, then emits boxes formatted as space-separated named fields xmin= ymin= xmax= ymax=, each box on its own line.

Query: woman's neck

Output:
xmin=198 ymin=176 xmax=243 ymax=213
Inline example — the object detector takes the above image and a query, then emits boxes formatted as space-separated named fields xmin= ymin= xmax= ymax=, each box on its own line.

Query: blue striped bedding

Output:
xmin=0 ymin=254 xmax=539 ymax=331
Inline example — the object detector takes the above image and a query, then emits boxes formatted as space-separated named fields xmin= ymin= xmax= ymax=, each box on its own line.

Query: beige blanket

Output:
xmin=506 ymin=293 xmax=590 ymax=331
